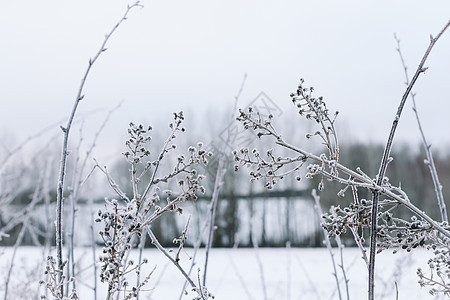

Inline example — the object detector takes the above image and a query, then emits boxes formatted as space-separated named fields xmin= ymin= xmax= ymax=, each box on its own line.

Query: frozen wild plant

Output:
xmin=95 ymin=112 xmax=213 ymax=299
xmin=40 ymin=256 xmax=79 ymax=300
xmin=234 ymin=56 xmax=450 ymax=297
xmin=48 ymin=2 xmax=142 ymax=298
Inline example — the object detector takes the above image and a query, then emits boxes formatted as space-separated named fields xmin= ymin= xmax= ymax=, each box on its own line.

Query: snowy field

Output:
xmin=0 ymin=246 xmax=444 ymax=299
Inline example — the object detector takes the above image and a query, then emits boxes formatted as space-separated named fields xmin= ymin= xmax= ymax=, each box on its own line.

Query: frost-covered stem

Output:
xmin=140 ymin=123 xmax=179 ymax=202
xmin=275 ymin=139 xmax=450 ymax=239
xmin=179 ymin=192 xmax=222 ymax=299
xmin=303 ymin=95 xmax=339 ymax=161
xmin=69 ymin=104 xmax=121 ymax=295
xmin=350 ymin=227 xmax=369 ymax=269
xmin=88 ymin=194 xmax=98 ymax=300
xmin=42 ymin=158 xmax=53 ymax=300
xmin=146 ymin=227 xmax=197 ymax=289
xmin=142 ymin=186 xmax=197 ymax=227
xmin=394 ymin=34 xmax=447 ymax=223
xmin=203 ymin=157 xmax=226 ymax=286
xmin=136 ymin=228 xmax=147 ymax=300
xmin=312 ymin=189 xmax=342 ymax=300
xmin=178 ymin=233 xmax=202 ymax=300
xmin=182 ymin=73 xmax=246 ymax=299
xmin=368 ymin=19 xmax=450 ymax=300
xmin=419 ymin=125 xmax=447 ymax=222
xmin=336 ymin=235 xmax=350 ymax=300
xmin=131 ymin=159 xmax=139 ymax=200
xmin=350 ymin=185 xmax=369 ymax=269
xmin=43 ymin=158 xmax=54 ymax=252
xmin=94 ymin=161 xmax=130 ymax=201
xmin=54 ymin=3 xmax=141 ymax=296
xmin=66 ymin=127 xmax=84 ymax=296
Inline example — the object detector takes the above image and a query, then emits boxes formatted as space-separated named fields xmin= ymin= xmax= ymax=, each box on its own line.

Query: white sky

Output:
xmin=1 ymin=1 xmax=450 ymax=161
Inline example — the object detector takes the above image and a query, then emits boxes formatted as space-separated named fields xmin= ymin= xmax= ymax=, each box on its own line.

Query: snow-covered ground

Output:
xmin=0 ymin=246 xmax=443 ymax=299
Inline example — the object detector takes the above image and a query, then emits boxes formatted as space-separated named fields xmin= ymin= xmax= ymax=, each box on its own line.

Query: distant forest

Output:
xmin=2 ymin=140 xmax=449 ymax=248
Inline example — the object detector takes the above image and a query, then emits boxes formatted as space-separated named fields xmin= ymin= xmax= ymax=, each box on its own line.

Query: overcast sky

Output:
xmin=1 ymin=1 xmax=450 ymax=161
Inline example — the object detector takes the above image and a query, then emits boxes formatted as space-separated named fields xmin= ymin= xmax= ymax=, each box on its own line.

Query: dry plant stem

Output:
xmin=178 ymin=224 xmax=206 ymax=300
xmin=369 ymin=19 xmax=450 ymax=300
xmin=54 ymin=2 xmax=141 ymax=296
xmin=350 ymin=185 xmax=369 ymax=269
xmin=276 ymin=138 xmax=450 ymax=238
xmin=182 ymin=70 xmax=245 ymax=297
xmin=178 ymin=177 xmax=225 ymax=299
xmin=196 ymin=270 xmax=206 ymax=300
xmin=394 ymin=34 xmax=447 ymax=223
xmin=136 ymin=230 xmax=147 ymax=300
xmin=146 ymin=226 xmax=197 ymax=289
xmin=39 ymin=161 xmax=54 ymax=250
xmin=140 ymin=122 xmax=179 ymax=201
xmin=175 ymin=218 xmax=191 ymax=265
xmin=202 ymin=157 xmax=226 ymax=286
xmin=43 ymin=159 xmax=53 ymax=300
xmin=66 ymin=127 xmax=84 ymax=295
xmin=67 ymin=104 xmax=122 ymax=293
xmin=336 ymin=235 xmax=350 ymax=300
xmin=94 ymin=160 xmax=130 ymax=201
xmin=141 ymin=183 xmax=201 ymax=227
xmin=67 ymin=104 xmax=122 ymax=295
xmin=312 ymin=189 xmax=343 ymax=300
xmin=89 ymin=201 xmax=98 ymax=300
xmin=350 ymin=227 xmax=369 ymax=269
xmin=305 ymin=95 xmax=339 ymax=161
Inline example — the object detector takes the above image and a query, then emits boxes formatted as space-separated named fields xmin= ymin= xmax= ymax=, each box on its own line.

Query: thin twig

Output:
xmin=146 ymin=226 xmax=198 ymax=289
xmin=368 ymin=19 xmax=450 ymax=300
xmin=394 ymin=34 xmax=447 ymax=223
xmin=89 ymin=194 xmax=98 ymax=300
xmin=203 ymin=157 xmax=226 ymax=286
xmin=335 ymin=235 xmax=350 ymax=300
xmin=93 ymin=159 xmax=130 ymax=201
xmin=67 ymin=102 xmax=123 ymax=291
xmin=312 ymin=189 xmax=342 ymax=300
xmin=275 ymin=138 xmax=450 ymax=239
xmin=136 ymin=228 xmax=147 ymax=300
xmin=54 ymin=2 xmax=141 ymax=296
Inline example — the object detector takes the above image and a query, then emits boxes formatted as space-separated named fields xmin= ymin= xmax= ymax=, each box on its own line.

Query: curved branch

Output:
xmin=369 ymin=19 xmax=450 ymax=300
xmin=54 ymin=3 xmax=141 ymax=296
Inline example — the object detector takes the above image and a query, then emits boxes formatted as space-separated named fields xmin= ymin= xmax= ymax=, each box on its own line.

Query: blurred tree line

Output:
xmin=2 ymin=140 xmax=449 ymax=248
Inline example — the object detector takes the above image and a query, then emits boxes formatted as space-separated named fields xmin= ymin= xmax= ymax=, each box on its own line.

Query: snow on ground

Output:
xmin=0 ymin=246 xmax=445 ymax=299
